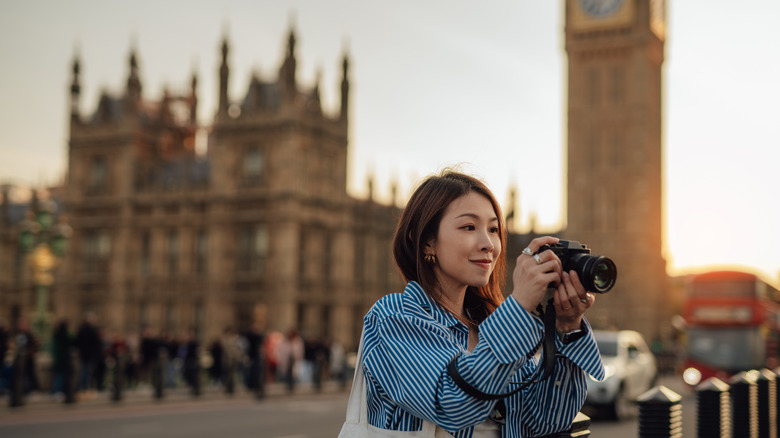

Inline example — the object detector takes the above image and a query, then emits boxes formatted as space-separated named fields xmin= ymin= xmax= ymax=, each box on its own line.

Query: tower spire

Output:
xmin=340 ymin=48 xmax=350 ymax=122
xmin=126 ymin=46 xmax=142 ymax=111
xmin=70 ymin=51 xmax=81 ymax=121
xmin=190 ymin=69 xmax=198 ymax=124
xmin=279 ymin=25 xmax=297 ymax=99
xmin=218 ymin=34 xmax=230 ymax=117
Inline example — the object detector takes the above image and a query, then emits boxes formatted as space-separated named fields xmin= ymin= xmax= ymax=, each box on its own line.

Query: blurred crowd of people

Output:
xmin=0 ymin=315 xmax=348 ymax=402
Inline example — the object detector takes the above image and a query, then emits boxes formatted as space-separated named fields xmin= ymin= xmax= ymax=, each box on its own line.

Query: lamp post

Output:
xmin=18 ymin=196 xmax=72 ymax=346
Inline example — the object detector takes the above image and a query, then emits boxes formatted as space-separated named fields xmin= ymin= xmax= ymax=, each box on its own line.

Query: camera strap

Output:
xmin=446 ymin=298 xmax=558 ymax=401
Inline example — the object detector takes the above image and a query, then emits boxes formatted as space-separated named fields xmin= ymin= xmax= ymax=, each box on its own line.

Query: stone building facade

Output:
xmin=52 ymin=28 xmax=403 ymax=349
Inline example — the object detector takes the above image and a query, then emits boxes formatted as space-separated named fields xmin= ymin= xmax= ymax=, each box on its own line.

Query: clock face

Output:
xmin=579 ymin=0 xmax=625 ymax=17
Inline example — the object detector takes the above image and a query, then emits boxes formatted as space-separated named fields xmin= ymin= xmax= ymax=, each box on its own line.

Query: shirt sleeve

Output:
xmin=509 ymin=317 xmax=604 ymax=437
xmin=362 ymin=296 xmax=544 ymax=432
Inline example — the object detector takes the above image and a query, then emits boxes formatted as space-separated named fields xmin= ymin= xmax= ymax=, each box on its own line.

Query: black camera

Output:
xmin=538 ymin=240 xmax=617 ymax=293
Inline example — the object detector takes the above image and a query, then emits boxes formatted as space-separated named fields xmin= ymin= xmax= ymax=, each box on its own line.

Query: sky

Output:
xmin=1 ymin=0 xmax=778 ymax=284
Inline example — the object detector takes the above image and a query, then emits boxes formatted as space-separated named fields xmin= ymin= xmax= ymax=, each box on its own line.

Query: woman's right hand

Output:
xmin=510 ymin=236 xmax=563 ymax=312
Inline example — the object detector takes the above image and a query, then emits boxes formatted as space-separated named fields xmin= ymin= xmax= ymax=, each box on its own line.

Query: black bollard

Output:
xmin=637 ymin=385 xmax=683 ymax=438
xmin=535 ymin=411 xmax=591 ymax=438
xmin=256 ymin=353 xmax=266 ymax=400
xmin=731 ymin=370 xmax=759 ymax=438
xmin=696 ymin=377 xmax=730 ymax=438
xmin=190 ymin=359 xmax=200 ymax=397
xmin=224 ymin=358 xmax=235 ymax=395
xmin=63 ymin=350 xmax=77 ymax=404
xmin=152 ymin=357 xmax=164 ymax=400
xmin=774 ymin=368 xmax=780 ymax=435
xmin=9 ymin=350 xmax=24 ymax=407
xmin=111 ymin=354 xmax=124 ymax=402
xmin=758 ymin=369 xmax=777 ymax=438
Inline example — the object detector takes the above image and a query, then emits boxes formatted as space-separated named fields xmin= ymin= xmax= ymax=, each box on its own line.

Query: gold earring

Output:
xmin=424 ymin=254 xmax=437 ymax=264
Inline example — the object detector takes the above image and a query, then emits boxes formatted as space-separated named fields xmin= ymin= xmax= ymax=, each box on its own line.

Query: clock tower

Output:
xmin=564 ymin=0 xmax=670 ymax=338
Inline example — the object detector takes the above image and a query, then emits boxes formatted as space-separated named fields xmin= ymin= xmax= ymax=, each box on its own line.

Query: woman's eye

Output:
xmin=462 ymin=225 xmax=476 ymax=231
xmin=490 ymin=227 xmax=499 ymax=233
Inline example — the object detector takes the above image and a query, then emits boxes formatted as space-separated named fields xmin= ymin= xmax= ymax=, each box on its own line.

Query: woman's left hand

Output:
xmin=553 ymin=271 xmax=594 ymax=332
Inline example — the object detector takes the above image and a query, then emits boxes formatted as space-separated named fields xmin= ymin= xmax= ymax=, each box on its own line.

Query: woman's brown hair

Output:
xmin=392 ymin=170 xmax=507 ymax=327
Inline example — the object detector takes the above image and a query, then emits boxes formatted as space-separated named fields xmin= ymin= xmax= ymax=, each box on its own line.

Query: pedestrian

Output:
xmin=163 ymin=333 xmax=180 ymax=388
xmin=243 ymin=323 xmax=265 ymax=396
xmin=221 ymin=327 xmax=242 ymax=393
xmin=208 ymin=337 xmax=223 ymax=385
xmin=124 ymin=329 xmax=140 ymax=388
xmin=74 ymin=313 xmax=102 ymax=398
xmin=180 ymin=329 xmax=200 ymax=396
xmin=50 ymin=320 xmax=75 ymax=400
xmin=140 ymin=327 xmax=161 ymax=389
xmin=329 ymin=340 xmax=346 ymax=389
xmin=0 ymin=317 xmax=9 ymax=396
xmin=355 ymin=170 xmax=605 ymax=436
xmin=15 ymin=317 xmax=40 ymax=394
xmin=277 ymin=329 xmax=303 ymax=394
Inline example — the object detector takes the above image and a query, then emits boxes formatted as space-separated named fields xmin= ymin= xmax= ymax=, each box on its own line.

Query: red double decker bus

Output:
xmin=681 ymin=270 xmax=780 ymax=387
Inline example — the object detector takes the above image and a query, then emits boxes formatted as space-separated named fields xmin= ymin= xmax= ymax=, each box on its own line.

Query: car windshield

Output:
xmin=595 ymin=338 xmax=618 ymax=357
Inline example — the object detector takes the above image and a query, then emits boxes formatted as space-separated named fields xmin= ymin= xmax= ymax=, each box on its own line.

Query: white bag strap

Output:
xmin=344 ymin=326 xmax=367 ymax=424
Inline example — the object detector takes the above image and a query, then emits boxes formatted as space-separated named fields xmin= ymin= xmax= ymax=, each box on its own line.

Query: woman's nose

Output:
xmin=480 ymin=233 xmax=495 ymax=252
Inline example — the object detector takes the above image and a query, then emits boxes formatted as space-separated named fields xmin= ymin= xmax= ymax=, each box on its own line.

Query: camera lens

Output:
xmin=566 ymin=254 xmax=617 ymax=293
xmin=591 ymin=258 xmax=617 ymax=293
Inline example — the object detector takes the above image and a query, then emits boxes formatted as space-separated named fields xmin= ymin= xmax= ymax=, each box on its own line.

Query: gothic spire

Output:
xmin=218 ymin=34 xmax=230 ymax=116
xmin=279 ymin=26 xmax=297 ymax=98
xmin=70 ymin=51 xmax=81 ymax=120
xmin=340 ymin=50 xmax=350 ymax=122
xmin=126 ymin=46 xmax=142 ymax=110
xmin=190 ymin=70 xmax=198 ymax=123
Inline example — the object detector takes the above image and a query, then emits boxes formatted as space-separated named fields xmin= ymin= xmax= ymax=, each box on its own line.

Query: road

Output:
xmin=0 ymin=376 xmax=695 ymax=438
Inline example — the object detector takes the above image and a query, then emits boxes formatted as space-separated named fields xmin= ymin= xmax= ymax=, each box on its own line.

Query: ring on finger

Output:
xmin=533 ymin=254 xmax=542 ymax=264
xmin=580 ymin=298 xmax=588 ymax=303
xmin=522 ymin=247 xmax=534 ymax=257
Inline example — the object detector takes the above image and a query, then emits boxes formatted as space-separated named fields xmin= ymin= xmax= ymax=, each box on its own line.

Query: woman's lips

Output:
xmin=471 ymin=259 xmax=492 ymax=269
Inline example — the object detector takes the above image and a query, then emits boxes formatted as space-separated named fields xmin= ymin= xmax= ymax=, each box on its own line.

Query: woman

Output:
xmin=361 ymin=170 xmax=604 ymax=437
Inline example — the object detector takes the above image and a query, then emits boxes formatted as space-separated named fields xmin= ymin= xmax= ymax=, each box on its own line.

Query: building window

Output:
xmin=167 ymin=231 xmax=178 ymax=276
xmin=322 ymin=234 xmax=332 ymax=285
xmin=88 ymin=156 xmax=107 ymax=194
xmin=237 ymin=224 xmax=269 ymax=274
xmin=165 ymin=302 xmax=176 ymax=335
xmin=140 ymin=231 xmax=151 ymax=277
xmin=354 ymin=233 xmax=366 ymax=287
xmin=587 ymin=127 xmax=600 ymax=168
xmin=195 ymin=230 xmax=207 ymax=275
xmin=139 ymin=302 xmax=149 ymax=330
xmin=610 ymin=66 xmax=625 ymax=104
xmin=84 ymin=229 xmax=111 ymax=273
xmin=243 ymin=147 xmax=264 ymax=184
xmin=610 ymin=129 xmax=624 ymax=167
xmin=587 ymin=68 xmax=600 ymax=107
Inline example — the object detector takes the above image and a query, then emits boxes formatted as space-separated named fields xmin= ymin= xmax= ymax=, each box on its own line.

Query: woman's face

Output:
xmin=427 ymin=192 xmax=502 ymax=295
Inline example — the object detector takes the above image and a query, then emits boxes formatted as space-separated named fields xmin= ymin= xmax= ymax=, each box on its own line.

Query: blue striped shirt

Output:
xmin=362 ymin=281 xmax=605 ymax=438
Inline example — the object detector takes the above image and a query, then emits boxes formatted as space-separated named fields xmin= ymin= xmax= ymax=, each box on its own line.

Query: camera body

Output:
xmin=538 ymin=240 xmax=617 ymax=293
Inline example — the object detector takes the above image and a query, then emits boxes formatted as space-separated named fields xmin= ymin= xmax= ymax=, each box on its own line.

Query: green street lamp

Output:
xmin=18 ymin=197 xmax=72 ymax=346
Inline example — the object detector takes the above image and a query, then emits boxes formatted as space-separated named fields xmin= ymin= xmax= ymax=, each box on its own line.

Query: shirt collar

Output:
xmin=404 ymin=281 xmax=464 ymax=330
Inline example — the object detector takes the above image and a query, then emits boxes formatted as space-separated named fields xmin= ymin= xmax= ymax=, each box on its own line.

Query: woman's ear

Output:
xmin=423 ymin=240 xmax=436 ymax=255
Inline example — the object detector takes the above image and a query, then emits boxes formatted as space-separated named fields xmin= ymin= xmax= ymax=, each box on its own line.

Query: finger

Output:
xmin=567 ymin=270 xmax=586 ymax=295
xmin=561 ymin=272 xmax=588 ymax=312
xmin=554 ymin=283 xmax=574 ymax=311
xmin=526 ymin=236 xmax=560 ymax=253
xmin=560 ymin=272 xmax=580 ymax=301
